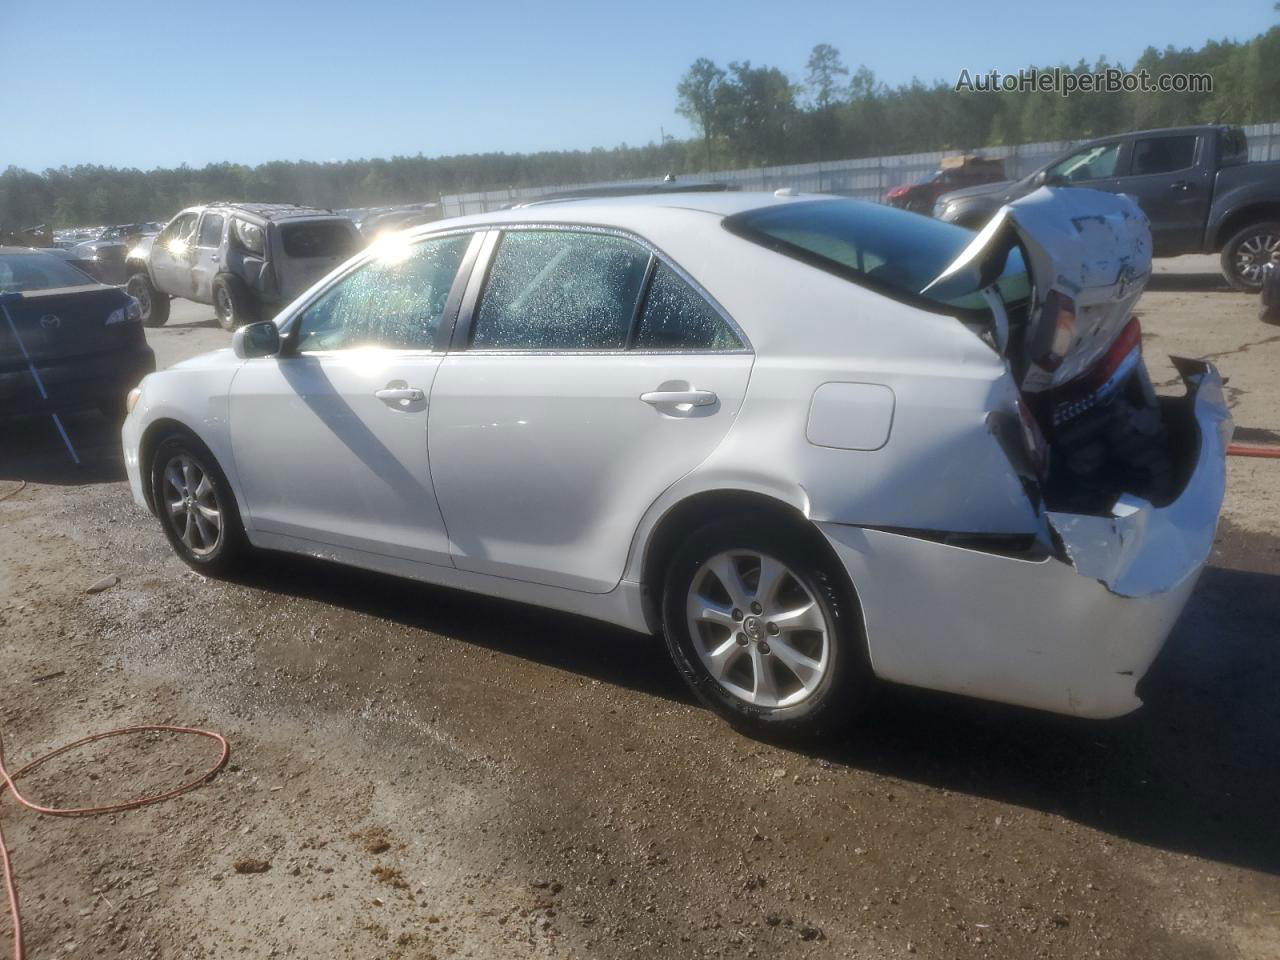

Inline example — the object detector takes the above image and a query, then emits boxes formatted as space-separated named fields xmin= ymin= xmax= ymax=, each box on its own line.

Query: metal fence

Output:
xmin=440 ymin=121 xmax=1280 ymax=217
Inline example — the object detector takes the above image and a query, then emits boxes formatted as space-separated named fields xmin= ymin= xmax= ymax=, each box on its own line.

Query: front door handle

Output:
xmin=1169 ymin=180 xmax=1193 ymax=192
xmin=640 ymin=389 xmax=718 ymax=407
xmin=375 ymin=386 xmax=425 ymax=403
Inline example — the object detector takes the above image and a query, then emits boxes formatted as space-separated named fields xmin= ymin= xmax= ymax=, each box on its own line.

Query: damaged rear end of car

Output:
xmin=826 ymin=187 xmax=1231 ymax=718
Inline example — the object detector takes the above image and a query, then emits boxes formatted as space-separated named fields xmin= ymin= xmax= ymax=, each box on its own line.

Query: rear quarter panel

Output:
xmin=621 ymin=220 xmax=1039 ymax=581
xmin=1206 ymin=159 xmax=1280 ymax=248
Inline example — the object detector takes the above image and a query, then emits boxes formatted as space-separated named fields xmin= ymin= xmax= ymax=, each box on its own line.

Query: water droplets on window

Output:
xmin=296 ymin=233 xmax=470 ymax=351
xmin=634 ymin=263 xmax=741 ymax=351
xmin=471 ymin=231 xmax=649 ymax=350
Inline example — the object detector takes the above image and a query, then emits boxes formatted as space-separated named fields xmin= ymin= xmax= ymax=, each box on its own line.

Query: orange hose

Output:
xmin=1227 ymin=443 xmax=1280 ymax=459
xmin=0 ymin=725 xmax=229 ymax=960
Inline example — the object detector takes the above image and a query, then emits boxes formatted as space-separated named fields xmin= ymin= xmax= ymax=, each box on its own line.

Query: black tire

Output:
xmin=1220 ymin=220 xmax=1280 ymax=292
xmin=1261 ymin=264 xmax=1280 ymax=325
xmin=212 ymin=274 xmax=258 ymax=332
xmin=127 ymin=272 xmax=169 ymax=327
xmin=661 ymin=518 xmax=872 ymax=738
xmin=149 ymin=432 xmax=248 ymax=577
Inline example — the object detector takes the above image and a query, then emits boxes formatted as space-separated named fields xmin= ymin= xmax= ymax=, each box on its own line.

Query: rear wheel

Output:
xmin=1220 ymin=221 xmax=1280 ymax=291
xmin=127 ymin=273 xmax=169 ymax=327
xmin=212 ymin=274 xmax=258 ymax=331
xmin=661 ymin=519 xmax=871 ymax=738
xmin=150 ymin=433 xmax=247 ymax=576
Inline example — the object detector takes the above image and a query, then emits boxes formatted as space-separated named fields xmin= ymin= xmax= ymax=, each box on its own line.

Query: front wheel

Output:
xmin=127 ymin=273 xmax=170 ymax=327
xmin=150 ymin=433 xmax=248 ymax=577
xmin=661 ymin=520 xmax=872 ymax=738
xmin=1220 ymin=221 xmax=1280 ymax=292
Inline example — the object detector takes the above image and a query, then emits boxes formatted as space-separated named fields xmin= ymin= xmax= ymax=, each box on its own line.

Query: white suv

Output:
xmin=121 ymin=188 xmax=1230 ymax=736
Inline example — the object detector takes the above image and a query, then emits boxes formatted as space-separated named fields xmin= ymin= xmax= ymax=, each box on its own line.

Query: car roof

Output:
xmin=421 ymin=190 xmax=812 ymax=234
xmin=1087 ymin=124 xmax=1232 ymax=144
xmin=184 ymin=202 xmax=345 ymax=223
xmin=512 ymin=181 xmax=734 ymax=206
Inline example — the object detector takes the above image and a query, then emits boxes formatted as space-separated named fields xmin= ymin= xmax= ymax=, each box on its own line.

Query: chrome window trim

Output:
xmin=290 ymin=347 xmax=440 ymax=360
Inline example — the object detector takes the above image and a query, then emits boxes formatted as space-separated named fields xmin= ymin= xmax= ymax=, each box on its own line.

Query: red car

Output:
xmin=884 ymin=155 xmax=1006 ymax=214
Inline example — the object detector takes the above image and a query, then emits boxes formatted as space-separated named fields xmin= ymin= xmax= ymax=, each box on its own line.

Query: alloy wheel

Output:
xmin=128 ymin=278 xmax=151 ymax=320
xmin=686 ymin=550 xmax=831 ymax=708
xmin=162 ymin=454 xmax=222 ymax=557
xmin=1234 ymin=232 xmax=1280 ymax=285
xmin=215 ymin=286 xmax=233 ymax=326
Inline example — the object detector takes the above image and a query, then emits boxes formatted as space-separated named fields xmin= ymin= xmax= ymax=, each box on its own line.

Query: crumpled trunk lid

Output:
xmin=928 ymin=186 xmax=1153 ymax=394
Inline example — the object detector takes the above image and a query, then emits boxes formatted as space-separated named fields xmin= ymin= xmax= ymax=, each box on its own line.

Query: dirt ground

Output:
xmin=2 ymin=257 xmax=1279 ymax=960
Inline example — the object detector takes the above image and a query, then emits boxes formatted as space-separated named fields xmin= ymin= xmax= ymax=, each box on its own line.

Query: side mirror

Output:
xmin=1044 ymin=173 xmax=1070 ymax=188
xmin=232 ymin=320 xmax=281 ymax=359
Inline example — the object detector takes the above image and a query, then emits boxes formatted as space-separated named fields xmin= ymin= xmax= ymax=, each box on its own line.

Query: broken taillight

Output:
xmin=1042 ymin=317 xmax=1143 ymax=427
xmin=1033 ymin=290 xmax=1077 ymax=373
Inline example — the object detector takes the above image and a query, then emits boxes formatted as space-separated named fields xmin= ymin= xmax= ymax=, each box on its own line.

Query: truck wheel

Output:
xmin=127 ymin=273 xmax=169 ymax=327
xmin=212 ymin=274 xmax=258 ymax=332
xmin=1220 ymin=221 xmax=1280 ymax=292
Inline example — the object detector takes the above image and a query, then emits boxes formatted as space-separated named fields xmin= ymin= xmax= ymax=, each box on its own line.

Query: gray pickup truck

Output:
xmin=934 ymin=125 xmax=1280 ymax=290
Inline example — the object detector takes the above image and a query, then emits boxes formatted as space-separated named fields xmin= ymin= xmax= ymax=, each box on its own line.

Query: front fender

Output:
xmin=122 ymin=358 xmax=247 ymax=519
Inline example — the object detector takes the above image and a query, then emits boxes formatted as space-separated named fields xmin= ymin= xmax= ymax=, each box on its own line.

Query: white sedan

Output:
xmin=122 ymin=188 xmax=1230 ymax=736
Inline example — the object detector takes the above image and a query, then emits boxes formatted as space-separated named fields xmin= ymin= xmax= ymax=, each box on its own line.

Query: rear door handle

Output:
xmin=640 ymin=389 xmax=718 ymax=407
xmin=375 ymin=387 xmax=425 ymax=403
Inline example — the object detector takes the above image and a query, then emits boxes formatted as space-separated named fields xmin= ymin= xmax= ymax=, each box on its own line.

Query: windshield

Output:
xmin=0 ymin=253 xmax=96 ymax=293
xmin=724 ymin=198 xmax=1027 ymax=312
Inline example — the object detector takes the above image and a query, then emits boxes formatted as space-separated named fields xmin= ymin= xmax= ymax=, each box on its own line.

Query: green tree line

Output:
xmin=3 ymin=21 xmax=1277 ymax=231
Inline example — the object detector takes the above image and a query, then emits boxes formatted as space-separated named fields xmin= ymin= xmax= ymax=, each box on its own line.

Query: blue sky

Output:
xmin=7 ymin=0 xmax=1274 ymax=171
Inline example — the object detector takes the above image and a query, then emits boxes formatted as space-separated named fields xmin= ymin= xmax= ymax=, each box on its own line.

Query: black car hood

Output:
xmin=935 ymin=179 xmax=1018 ymax=205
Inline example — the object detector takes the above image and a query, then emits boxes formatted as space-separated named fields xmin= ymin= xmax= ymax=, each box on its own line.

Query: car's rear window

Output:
xmin=724 ymin=198 xmax=1027 ymax=312
xmin=0 ymin=254 xmax=96 ymax=293
xmin=280 ymin=221 xmax=360 ymax=259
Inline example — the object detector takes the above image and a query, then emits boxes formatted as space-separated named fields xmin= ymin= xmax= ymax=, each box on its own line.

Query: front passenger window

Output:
xmin=1047 ymin=143 xmax=1120 ymax=183
xmin=294 ymin=233 xmax=471 ymax=352
xmin=159 ymin=214 xmax=197 ymax=252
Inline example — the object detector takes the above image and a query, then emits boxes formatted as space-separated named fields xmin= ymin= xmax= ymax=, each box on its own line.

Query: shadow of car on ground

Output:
xmin=0 ymin=409 xmax=126 ymax=485
xmin=226 ymin=518 xmax=1280 ymax=878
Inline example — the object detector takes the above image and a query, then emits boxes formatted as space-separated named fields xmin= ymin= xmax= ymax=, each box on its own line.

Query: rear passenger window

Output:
xmin=197 ymin=214 xmax=224 ymax=247
xmin=1131 ymin=136 xmax=1197 ymax=176
xmin=472 ymin=231 xmax=649 ymax=350
xmin=232 ymin=219 xmax=265 ymax=256
xmin=634 ymin=263 xmax=741 ymax=351
xmin=294 ymin=233 xmax=470 ymax=351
